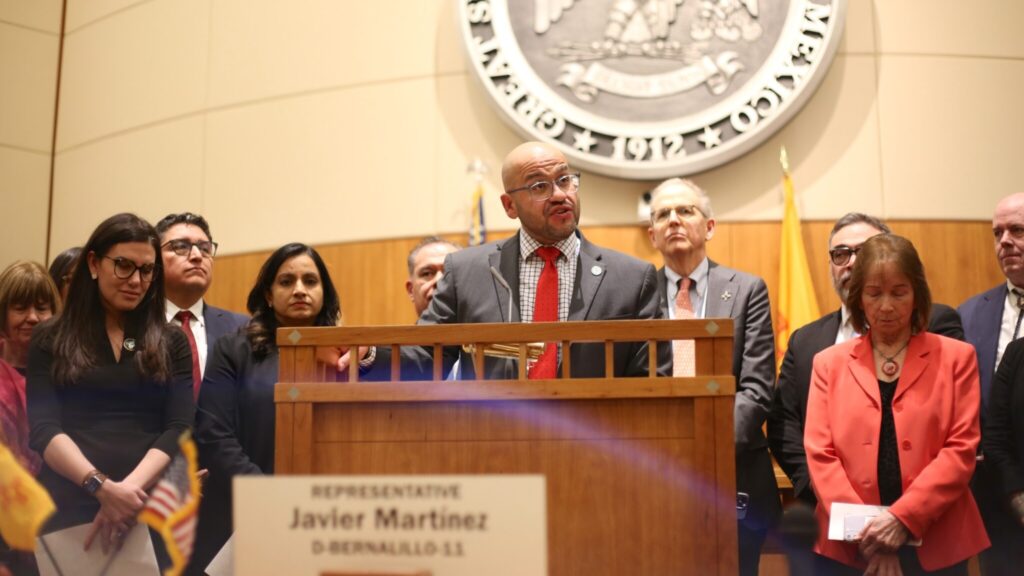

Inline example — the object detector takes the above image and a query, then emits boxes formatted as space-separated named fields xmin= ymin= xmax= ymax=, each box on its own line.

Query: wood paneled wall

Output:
xmin=204 ymin=221 xmax=1003 ymax=328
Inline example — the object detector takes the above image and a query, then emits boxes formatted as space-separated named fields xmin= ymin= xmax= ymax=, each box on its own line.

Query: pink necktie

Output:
xmin=673 ymin=277 xmax=696 ymax=377
xmin=529 ymin=247 xmax=561 ymax=379
xmin=175 ymin=310 xmax=202 ymax=400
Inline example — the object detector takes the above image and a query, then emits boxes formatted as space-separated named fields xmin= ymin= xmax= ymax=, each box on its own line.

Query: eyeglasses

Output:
xmin=651 ymin=204 xmax=705 ymax=224
xmin=104 ymin=256 xmax=156 ymax=281
xmin=162 ymin=239 xmax=218 ymax=258
xmin=506 ymin=173 xmax=581 ymax=202
xmin=828 ymin=245 xmax=860 ymax=266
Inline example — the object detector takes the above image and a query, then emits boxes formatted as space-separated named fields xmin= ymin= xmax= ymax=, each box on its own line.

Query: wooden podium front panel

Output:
xmin=298 ymin=396 xmax=734 ymax=576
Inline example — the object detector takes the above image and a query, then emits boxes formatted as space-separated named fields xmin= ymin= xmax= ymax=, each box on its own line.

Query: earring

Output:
xmin=91 ymin=273 xmax=97 ymax=280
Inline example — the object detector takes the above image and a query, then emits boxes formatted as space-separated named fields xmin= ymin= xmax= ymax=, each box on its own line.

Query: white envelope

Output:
xmin=35 ymin=522 xmax=160 ymax=576
xmin=827 ymin=502 xmax=921 ymax=546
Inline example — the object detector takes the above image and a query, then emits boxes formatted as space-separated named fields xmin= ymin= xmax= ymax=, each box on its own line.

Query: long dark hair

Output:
xmin=246 ymin=243 xmax=341 ymax=360
xmin=51 ymin=213 xmax=173 ymax=384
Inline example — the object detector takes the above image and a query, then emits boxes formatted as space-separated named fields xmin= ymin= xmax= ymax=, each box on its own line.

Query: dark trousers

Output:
xmin=973 ymin=461 xmax=1024 ymax=576
xmin=737 ymin=445 xmax=781 ymax=576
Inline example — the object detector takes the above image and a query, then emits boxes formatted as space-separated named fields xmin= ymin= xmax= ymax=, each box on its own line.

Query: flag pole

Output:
xmin=467 ymin=158 xmax=488 ymax=246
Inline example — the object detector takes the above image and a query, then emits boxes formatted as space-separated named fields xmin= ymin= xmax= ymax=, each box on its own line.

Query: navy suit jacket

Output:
xmin=959 ymin=284 xmax=1007 ymax=416
xmin=203 ymin=303 xmax=249 ymax=356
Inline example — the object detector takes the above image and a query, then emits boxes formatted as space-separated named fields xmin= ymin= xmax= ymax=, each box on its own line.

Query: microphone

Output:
xmin=779 ymin=502 xmax=819 ymax=576
xmin=489 ymin=266 xmax=514 ymax=323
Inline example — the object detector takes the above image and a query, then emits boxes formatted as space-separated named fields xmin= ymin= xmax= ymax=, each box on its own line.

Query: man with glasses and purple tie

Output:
xmin=646 ymin=177 xmax=779 ymax=576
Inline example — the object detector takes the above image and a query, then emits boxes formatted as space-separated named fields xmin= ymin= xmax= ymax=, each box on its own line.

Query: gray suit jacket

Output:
xmin=412 ymin=231 xmax=668 ymax=379
xmin=656 ymin=260 xmax=775 ymax=451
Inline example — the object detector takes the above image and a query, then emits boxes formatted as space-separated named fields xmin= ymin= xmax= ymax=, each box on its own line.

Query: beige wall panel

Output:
xmin=687 ymin=54 xmax=883 ymax=222
xmin=0 ymin=0 xmax=62 ymax=32
xmin=64 ymin=0 xmax=147 ymax=33
xmin=0 ymin=22 xmax=59 ymax=151
xmin=875 ymin=0 xmax=1024 ymax=59
xmin=203 ymin=78 xmax=440 ymax=256
xmin=838 ymin=0 xmax=875 ymax=55
xmin=57 ymin=0 xmax=209 ymax=150
xmin=436 ymin=0 xmax=467 ymax=75
xmin=207 ymin=0 xmax=454 ymax=109
xmin=49 ymin=116 xmax=205 ymax=252
xmin=0 ymin=148 xmax=49 ymax=265
xmin=877 ymin=56 xmax=1024 ymax=220
xmin=434 ymin=73 xmax=530 ymax=237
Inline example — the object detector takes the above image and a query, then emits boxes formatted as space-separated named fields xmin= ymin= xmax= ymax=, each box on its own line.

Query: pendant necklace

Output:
xmin=873 ymin=339 xmax=910 ymax=377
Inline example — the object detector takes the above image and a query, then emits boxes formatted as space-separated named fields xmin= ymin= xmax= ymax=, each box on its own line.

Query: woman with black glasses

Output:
xmin=27 ymin=213 xmax=194 ymax=554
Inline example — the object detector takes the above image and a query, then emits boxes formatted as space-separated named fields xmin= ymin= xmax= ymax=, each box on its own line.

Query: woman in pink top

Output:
xmin=0 ymin=260 xmax=60 ymax=474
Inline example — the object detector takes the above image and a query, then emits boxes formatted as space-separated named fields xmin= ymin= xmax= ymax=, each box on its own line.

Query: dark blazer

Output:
xmin=656 ymin=261 xmax=775 ymax=451
xmin=203 ymin=303 xmax=249 ymax=356
xmin=767 ymin=303 xmax=963 ymax=505
xmin=190 ymin=334 xmax=274 ymax=575
xmin=395 ymin=231 xmax=668 ymax=379
xmin=656 ymin=260 xmax=780 ymax=532
xmin=985 ymin=338 xmax=1024 ymax=499
xmin=959 ymin=283 xmax=1007 ymax=415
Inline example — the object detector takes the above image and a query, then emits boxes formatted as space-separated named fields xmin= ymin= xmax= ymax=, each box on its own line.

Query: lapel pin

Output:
xmin=591 ymin=265 xmax=602 ymax=276
xmin=721 ymin=291 xmax=732 ymax=302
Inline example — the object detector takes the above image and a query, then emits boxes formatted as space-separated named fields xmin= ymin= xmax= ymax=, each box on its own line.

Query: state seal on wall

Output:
xmin=460 ymin=0 xmax=847 ymax=179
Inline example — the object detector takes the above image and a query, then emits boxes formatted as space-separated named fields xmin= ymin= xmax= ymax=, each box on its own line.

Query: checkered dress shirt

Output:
xmin=518 ymin=232 xmax=579 ymax=323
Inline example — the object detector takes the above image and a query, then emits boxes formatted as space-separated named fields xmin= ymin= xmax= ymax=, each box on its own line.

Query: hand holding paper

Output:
xmin=858 ymin=510 xmax=909 ymax=558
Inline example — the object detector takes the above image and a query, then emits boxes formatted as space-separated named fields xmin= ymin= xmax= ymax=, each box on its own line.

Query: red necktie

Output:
xmin=529 ymin=246 xmax=561 ymax=379
xmin=673 ymin=277 xmax=696 ymax=377
xmin=175 ymin=310 xmax=202 ymax=400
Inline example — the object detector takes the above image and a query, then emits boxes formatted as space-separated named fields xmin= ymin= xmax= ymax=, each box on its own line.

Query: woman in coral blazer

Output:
xmin=805 ymin=234 xmax=988 ymax=575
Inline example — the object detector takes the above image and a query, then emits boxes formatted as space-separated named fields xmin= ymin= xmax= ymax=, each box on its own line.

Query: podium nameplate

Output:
xmin=234 ymin=475 xmax=547 ymax=576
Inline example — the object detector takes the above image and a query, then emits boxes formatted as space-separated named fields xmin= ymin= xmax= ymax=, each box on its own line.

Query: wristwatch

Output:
xmin=81 ymin=470 xmax=108 ymax=495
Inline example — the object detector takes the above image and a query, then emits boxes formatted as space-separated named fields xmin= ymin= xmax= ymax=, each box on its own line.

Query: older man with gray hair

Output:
xmin=647 ymin=177 xmax=779 ymax=576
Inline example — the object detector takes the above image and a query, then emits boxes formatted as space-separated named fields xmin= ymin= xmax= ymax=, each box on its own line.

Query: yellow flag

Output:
xmin=0 ymin=442 xmax=55 ymax=551
xmin=777 ymin=149 xmax=820 ymax=367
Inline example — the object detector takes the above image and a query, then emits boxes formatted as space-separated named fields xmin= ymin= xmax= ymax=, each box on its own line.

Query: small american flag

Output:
xmin=139 ymin=431 xmax=200 ymax=576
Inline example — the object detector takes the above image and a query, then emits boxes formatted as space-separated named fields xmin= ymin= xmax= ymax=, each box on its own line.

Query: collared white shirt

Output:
xmin=835 ymin=305 xmax=859 ymax=345
xmin=996 ymin=281 xmax=1024 ymax=368
xmin=166 ymin=299 xmax=208 ymax=378
xmin=665 ymin=257 xmax=709 ymax=319
xmin=518 ymin=232 xmax=580 ymax=323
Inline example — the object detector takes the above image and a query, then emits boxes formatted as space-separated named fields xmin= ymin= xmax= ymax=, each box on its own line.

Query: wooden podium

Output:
xmin=274 ymin=319 xmax=738 ymax=576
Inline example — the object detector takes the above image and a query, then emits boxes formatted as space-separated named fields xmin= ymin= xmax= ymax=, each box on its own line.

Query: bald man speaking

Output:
xmin=415 ymin=141 xmax=667 ymax=379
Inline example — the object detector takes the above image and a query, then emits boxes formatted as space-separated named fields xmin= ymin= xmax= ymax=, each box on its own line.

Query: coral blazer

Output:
xmin=804 ymin=332 xmax=990 ymax=570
